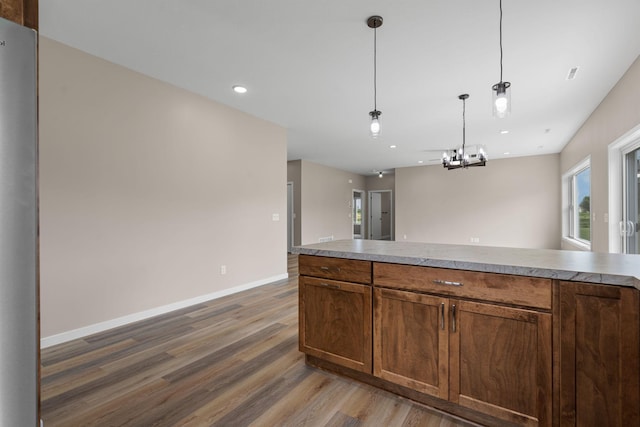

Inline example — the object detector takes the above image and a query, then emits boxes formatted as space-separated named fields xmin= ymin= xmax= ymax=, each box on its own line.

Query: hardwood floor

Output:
xmin=40 ymin=254 xmax=477 ymax=426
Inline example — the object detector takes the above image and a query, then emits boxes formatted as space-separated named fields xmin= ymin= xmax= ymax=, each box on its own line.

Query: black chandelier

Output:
xmin=442 ymin=94 xmax=487 ymax=170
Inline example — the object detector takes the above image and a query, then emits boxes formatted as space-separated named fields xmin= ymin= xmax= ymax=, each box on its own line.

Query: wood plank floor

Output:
xmin=40 ymin=255 xmax=478 ymax=427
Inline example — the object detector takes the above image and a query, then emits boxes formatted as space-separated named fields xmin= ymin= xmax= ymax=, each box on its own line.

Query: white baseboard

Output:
xmin=40 ymin=273 xmax=289 ymax=349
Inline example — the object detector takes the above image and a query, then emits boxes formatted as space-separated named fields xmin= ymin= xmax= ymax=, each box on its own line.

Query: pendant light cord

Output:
xmin=499 ymin=0 xmax=503 ymax=82
xmin=373 ymin=26 xmax=377 ymax=111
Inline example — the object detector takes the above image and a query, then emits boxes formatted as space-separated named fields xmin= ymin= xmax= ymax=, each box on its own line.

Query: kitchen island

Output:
xmin=292 ymin=240 xmax=640 ymax=427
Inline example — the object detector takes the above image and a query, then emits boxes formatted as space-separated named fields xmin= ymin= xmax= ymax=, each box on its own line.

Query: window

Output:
xmin=563 ymin=157 xmax=591 ymax=249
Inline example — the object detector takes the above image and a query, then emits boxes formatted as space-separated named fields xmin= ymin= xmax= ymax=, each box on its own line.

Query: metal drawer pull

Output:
xmin=432 ymin=279 xmax=463 ymax=287
xmin=319 ymin=266 xmax=341 ymax=272
xmin=451 ymin=304 xmax=457 ymax=333
xmin=319 ymin=282 xmax=341 ymax=289
xmin=440 ymin=303 xmax=445 ymax=330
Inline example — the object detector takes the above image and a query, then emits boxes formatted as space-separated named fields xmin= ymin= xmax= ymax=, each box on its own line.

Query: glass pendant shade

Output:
xmin=369 ymin=110 xmax=381 ymax=138
xmin=492 ymin=81 xmax=511 ymax=118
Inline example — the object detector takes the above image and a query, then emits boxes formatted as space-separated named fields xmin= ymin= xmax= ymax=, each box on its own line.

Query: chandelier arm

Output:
xmin=462 ymin=96 xmax=466 ymax=155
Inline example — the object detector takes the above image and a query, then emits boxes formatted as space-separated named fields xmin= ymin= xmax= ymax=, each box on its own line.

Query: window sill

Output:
xmin=562 ymin=237 xmax=591 ymax=252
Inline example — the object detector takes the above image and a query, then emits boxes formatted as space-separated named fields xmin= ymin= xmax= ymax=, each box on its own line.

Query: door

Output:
xmin=368 ymin=190 xmax=393 ymax=240
xmin=287 ymin=182 xmax=294 ymax=252
xmin=608 ymin=128 xmax=640 ymax=253
xmin=370 ymin=192 xmax=382 ymax=239
xmin=374 ymin=288 xmax=449 ymax=399
xmin=623 ymin=148 xmax=640 ymax=253
xmin=449 ymin=300 xmax=552 ymax=426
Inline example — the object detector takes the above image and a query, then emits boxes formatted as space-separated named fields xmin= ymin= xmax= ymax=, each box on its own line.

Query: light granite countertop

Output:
xmin=291 ymin=240 xmax=640 ymax=290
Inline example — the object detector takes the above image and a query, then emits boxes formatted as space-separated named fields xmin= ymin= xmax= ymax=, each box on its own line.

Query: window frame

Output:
xmin=562 ymin=157 xmax=591 ymax=251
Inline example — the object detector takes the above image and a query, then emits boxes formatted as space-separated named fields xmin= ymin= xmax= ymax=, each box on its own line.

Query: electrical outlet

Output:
xmin=220 ymin=265 xmax=227 ymax=275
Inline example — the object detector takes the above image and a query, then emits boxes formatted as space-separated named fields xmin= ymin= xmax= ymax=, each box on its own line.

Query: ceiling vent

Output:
xmin=567 ymin=66 xmax=580 ymax=80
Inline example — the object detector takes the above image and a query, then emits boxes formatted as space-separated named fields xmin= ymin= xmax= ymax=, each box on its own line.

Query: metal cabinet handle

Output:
xmin=440 ymin=303 xmax=445 ymax=330
xmin=320 ymin=266 xmax=341 ymax=272
xmin=319 ymin=282 xmax=341 ymax=289
xmin=432 ymin=279 xmax=463 ymax=287
xmin=451 ymin=304 xmax=457 ymax=333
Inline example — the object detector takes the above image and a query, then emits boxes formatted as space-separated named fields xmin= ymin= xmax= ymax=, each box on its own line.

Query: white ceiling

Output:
xmin=40 ymin=0 xmax=640 ymax=176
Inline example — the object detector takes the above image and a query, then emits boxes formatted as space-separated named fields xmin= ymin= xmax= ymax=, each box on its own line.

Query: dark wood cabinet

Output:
xmin=299 ymin=255 xmax=640 ymax=427
xmin=373 ymin=288 xmax=449 ymax=399
xmin=374 ymin=284 xmax=552 ymax=426
xmin=298 ymin=256 xmax=372 ymax=373
xmin=450 ymin=300 xmax=552 ymax=426
xmin=299 ymin=276 xmax=372 ymax=372
xmin=558 ymin=281 xmax=640 ymax=427
xmin=0 ymin=0 xmax=38 ymax=29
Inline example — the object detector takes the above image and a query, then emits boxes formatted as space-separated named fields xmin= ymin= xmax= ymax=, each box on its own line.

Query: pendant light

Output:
xmin=442 ymin=94 xmax=487 ymax=170
xmin=492 ymin=0 xmax=511 ymax=118
xmin=367 ymin=15 xmax=383 ymax=138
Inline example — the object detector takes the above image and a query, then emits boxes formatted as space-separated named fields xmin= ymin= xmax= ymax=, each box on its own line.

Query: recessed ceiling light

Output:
xmin=418 ymin=160 xmax=424 ymax=164
xmin=566 ymin=66 xmax=579 ymax=80
xmin=503 ymin=152 xmax=510 ymax=155
xmin=500 ymin=130 xmax=509 ymax=134
xmin=232 ymin=85 xmax=247 ymax=94
xmin=389 ymin=145 xmax=397 ymax=149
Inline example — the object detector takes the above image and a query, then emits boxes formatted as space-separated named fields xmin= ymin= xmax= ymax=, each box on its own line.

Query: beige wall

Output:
xmin=298 ymin=160 xmax=366 ymax=245
xmin=560 ymin=56 xmax=640 ymax=253
xmin=366 ymin=172 xmax=395 ymax=192
xmin=39 ymin=38 xmax=287 ymax=338
xmin=395 ymin=154 xmax=561 ymax=249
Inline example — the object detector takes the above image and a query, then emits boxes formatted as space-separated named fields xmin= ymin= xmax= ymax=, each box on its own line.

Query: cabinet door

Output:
xmin=449 ymin=300 xmax=552 ymax=427
xmin=299 ymin=276 xmax=372 ymax=373
xmin=558 ymin=282 xmax=640 ymax=427
xmin=373 ymin=288 xmax=449 ymax=399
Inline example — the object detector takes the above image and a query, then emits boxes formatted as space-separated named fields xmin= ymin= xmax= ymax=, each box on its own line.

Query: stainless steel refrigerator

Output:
xmin=0 ymin=16 xmax=38 ymax=426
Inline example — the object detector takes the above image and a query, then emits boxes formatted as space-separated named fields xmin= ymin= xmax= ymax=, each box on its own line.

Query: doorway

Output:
xmin=368 ymin=190 xmax=393 ymax=240
xmin=352 ymin=190 xmax=365 ymax=239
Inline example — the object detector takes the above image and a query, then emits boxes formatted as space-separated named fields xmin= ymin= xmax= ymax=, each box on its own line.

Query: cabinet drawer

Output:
xmin=374 ymin=263 xmax=551 ymax=310
xmin=299 ymin=255 xmax=372 ymax=284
